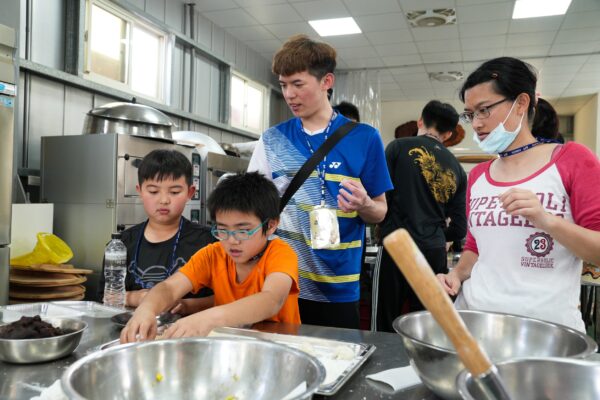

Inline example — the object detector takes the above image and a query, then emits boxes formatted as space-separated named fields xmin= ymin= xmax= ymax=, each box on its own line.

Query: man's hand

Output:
xmin=337 ymin=179 xmax=372 ymax=213
xmin=120 ymin=307 xmax=157 ymax=344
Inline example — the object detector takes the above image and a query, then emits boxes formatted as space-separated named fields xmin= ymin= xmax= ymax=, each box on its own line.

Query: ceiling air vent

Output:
xmin=429 ymin=71 xmax=464 ymax=82
xmin=406 ymin=9 xmax=456 ymax=28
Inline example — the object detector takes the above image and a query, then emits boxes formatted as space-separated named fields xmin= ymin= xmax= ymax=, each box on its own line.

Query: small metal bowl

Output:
xmin=63 ymin=337 xmax=325 ymax=400
xmin=457 ymin=358 xmax=600 ymax=400
xmin=0 ymin=317 xmax=87 ymax=364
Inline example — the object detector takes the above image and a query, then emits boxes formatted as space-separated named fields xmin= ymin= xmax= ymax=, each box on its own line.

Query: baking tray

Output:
xmin=210 ymin=327 xmax=376 ymax=396
xmin=2 ymin=301 xmax=123 ymax=320
xmin=0 ymin=302 xmax=84 ymax=322
xmin=51 ymin=301 xmax=124 ymax=318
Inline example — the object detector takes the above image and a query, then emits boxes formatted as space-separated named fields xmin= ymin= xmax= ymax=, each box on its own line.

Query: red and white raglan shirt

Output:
xmin=455 ymin=142 xmax=600 ymax=331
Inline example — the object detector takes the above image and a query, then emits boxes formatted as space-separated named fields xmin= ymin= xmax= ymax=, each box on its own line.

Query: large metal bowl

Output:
xmin=0 ymin=317 xmax=87 ymax=364
xmin=393 ymin=310 xmax=597 ymax=400
xmin=457 ymin=358 xmax=600 ymax=400
xmin=62 ymin=337 xmax=326 ymax=400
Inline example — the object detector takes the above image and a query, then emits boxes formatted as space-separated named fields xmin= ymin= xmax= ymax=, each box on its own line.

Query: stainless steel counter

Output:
xmin=0 ymin=316 xmax=439 ymax=400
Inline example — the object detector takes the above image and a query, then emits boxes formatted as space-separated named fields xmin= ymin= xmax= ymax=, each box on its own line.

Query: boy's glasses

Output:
xmin=211 ymin=220 xmax=268 ymax=241
xmin=459 ymin=98 xmax=509 ymax=124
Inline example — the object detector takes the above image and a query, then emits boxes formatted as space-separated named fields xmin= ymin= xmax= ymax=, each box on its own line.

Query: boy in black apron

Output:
xmin=97 ymin=150 xmax=215 ymax=312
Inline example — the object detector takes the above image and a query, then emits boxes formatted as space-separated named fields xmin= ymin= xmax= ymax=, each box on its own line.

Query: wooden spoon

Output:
xmin=383 ymin=228 xmax=512 ymax=400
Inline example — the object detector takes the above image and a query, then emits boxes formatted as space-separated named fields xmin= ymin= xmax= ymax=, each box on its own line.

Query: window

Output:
xmin=84 ymin=0 xmax=170 ymax=102
xmin=230 ymin=73 xmax=266 ymax=134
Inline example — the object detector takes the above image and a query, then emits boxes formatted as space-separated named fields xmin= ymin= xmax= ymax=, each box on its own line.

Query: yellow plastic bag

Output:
xmin=10 ymin=232 xmax=74 ymax=266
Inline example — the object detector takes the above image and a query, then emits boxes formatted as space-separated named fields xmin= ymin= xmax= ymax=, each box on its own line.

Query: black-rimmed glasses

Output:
xmin=459 ymin=98 xmax=509 ymax=124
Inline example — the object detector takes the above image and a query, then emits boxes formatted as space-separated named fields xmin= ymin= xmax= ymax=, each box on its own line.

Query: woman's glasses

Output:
xmin=459 ymin=98 xmax=509 ymax=124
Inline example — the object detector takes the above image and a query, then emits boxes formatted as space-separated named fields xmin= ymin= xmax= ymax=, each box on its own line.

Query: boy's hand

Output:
xmin=170 ymin=296 xmax=215 ymax=315
xmin=161 ymin=312 xmax=216 ymax=339
xmin=125 ymin=289 xmax=149 ymax=308
xmin=169 ymin=299 xmax=198 ymax=316
xmin=120 ymin=308 xmax=157 ymax=343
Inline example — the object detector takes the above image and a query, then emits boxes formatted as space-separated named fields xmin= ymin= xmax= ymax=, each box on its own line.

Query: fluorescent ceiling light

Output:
xmin=309 ymin=17 xmax=361 ymax=37
xmin=512 ymin=0 xmax=572 ymax=19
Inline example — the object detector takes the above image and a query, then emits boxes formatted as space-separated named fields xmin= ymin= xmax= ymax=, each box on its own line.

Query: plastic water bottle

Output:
xmin=103 ymin=233 xmax=127 ymax=308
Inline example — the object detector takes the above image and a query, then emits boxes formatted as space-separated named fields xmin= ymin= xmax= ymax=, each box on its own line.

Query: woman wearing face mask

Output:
xmin=436 ymin=57 xmax=600 ymax=331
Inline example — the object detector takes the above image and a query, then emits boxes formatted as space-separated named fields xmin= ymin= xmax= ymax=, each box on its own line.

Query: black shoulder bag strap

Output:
xmin=279 ymin=121 xmax=358 ymax=213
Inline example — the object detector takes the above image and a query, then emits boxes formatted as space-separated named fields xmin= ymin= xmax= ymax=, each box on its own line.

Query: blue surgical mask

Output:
xmin=473 ymin=101 xmax=524 ymax=154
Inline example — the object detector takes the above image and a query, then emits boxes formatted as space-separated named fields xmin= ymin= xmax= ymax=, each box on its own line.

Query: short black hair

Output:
xmin=532 ymin=98 xmax=560 ymax=140
xmin=138 ymin=149 xmax=192 ymax=186
xmin=460 ymin=57 xmax=537 ymax=120
xmin=333 ymin=101 xmax=360 ymax=122
xmin=421 ymin=100 xmax=459 ymax=134
xmin=207 ymin=172 xmax=280 ymax=233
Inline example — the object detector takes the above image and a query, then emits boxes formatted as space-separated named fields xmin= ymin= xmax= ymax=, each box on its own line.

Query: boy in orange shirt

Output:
xmin=121 ymin=172 xmax=300 ymax=342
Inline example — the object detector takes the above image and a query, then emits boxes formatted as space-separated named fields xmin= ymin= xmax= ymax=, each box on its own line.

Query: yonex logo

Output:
xmin=329 ymin=161 xmax=342 ymax=169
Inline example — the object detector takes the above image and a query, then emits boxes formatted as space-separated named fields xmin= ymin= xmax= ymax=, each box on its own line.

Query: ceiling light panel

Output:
xmin=308 ymin=17 xmax=362 ymax=36
xmin=512 ymin=0 xmax=572 ymax=19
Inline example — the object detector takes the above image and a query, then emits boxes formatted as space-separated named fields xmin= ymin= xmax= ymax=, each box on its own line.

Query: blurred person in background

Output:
xmin=333 ymin=101 xmax=360 ymax=122
xmin=394 ymin=120 xmax=418 ymax=138
xmin=377 ymin=100 xmax=467 ymax=332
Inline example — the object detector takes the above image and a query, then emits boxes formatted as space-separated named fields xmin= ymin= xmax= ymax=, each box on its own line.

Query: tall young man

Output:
xmin=248 ymin=35 xmax=392 ymax=329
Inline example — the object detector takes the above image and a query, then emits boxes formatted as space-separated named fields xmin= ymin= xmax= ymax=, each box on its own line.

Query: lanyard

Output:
xmin=423 ymin=132 xmax=441 ymax=142
xmin=499 ymin=138 xmax=560 ymax=158
xmin=130 ymin=217 xmax=184 ymax=289
xmin=300 ymin=112 xmax=337 ymax=205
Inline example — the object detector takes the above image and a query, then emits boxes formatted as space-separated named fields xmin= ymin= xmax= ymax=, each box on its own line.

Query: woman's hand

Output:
xmin=499 ymin=188 xmax=553 ymax=230
xmin=437 ymin=271 xmax=461 ymax=296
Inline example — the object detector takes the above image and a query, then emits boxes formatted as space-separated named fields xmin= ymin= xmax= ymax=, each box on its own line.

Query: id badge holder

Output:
xmin=309 ymin=204 xmax=340 ymax=249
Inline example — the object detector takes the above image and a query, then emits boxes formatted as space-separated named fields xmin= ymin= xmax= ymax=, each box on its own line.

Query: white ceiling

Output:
xmin=193 ymin=0 xmax=600 ymax=110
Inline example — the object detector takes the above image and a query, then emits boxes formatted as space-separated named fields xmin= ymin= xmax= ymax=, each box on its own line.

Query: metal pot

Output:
xmin=83 ymin=100 xmax=174 ymax=140
xmin=220 ymin=142 xmax=241 ymax=157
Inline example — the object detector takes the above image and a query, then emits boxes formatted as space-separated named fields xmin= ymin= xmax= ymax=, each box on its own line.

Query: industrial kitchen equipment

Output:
xmin=0 ymin=23 xmax=16 ymax=305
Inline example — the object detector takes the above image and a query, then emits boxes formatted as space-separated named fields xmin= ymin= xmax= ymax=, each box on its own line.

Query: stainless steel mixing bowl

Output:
xmin=457 ymin=357 xmax=600 ymax=400
xmin=62 ymin=337 xmax=326 ymax=400
xmin=393 ymin=310 xmax=597 ymax=400
xmin=0 ymin=317 xmax=87 ymax=364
